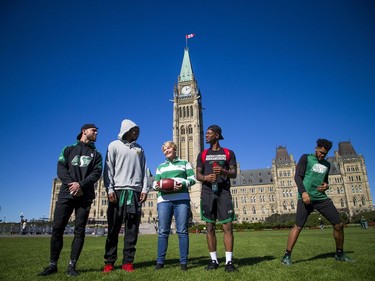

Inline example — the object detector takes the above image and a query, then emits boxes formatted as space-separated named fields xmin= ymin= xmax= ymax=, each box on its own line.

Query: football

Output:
xmin=157 ymin=178 xmax=176 ymax=192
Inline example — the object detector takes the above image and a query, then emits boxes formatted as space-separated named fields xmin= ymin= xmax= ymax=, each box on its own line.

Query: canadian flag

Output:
xmin=186 ymin=33 xmax=195 ymax=39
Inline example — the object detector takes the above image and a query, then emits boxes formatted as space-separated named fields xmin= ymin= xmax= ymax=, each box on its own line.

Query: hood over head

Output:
xmin=118 ymin=119 xmax=138 ymax=140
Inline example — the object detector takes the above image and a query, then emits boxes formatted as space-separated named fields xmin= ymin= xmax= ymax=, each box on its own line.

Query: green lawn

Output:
xmin=0 ymin=227 xmax=373 ymax=281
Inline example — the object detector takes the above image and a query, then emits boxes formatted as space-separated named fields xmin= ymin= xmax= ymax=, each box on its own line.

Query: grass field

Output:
xmin=0 ymin=227 xmax=374 ymax=281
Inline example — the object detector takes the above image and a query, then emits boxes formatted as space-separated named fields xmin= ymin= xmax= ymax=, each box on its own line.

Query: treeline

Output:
xmin=190 ymin=210 xmax=375 ymax=232
xmin=351 ymin=210 xmax=375 ymax=224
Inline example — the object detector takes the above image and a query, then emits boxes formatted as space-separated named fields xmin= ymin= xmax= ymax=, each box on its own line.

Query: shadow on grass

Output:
xmin=77 ymin=260 xmax=158 ymax=273
xmin=185 ymin=255 xmax=276 ymax=269
xmin=236 ymin=255 xmax=276 ymax=267
xmin=293 ymin=251 xmax=354 ymax=264
xmin=80 ymin=255 xmax=277 ymax=272
xmin=64 ymin=251 xmax=355 ymax=273
xmin=142 ymin=255 xmax=276 ymax=269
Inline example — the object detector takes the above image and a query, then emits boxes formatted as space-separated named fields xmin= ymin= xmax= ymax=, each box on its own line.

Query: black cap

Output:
xmin=77 ymin=124 xmax=98 ymax=140
xmin=207 ymin=125 xmax=224 ymax=140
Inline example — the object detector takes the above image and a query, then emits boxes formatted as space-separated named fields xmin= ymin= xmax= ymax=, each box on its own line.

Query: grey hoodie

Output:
xmin=103 ymin=119 xmax=148 ymax=194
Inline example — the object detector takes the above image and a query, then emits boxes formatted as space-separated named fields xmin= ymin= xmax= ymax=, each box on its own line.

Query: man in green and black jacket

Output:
xmin=38 ymin=124 xmax=102 ymax=277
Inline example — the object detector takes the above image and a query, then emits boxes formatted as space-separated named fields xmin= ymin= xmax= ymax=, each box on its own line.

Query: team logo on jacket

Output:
xmin=71 ymin=155 xmax=93 ymax=167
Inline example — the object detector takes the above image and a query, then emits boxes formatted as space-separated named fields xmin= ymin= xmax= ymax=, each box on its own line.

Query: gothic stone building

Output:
xmin=49 ymin=141 xmax=374 ymax=224
xmin=49 ymin=47 xmax=373 ymax=224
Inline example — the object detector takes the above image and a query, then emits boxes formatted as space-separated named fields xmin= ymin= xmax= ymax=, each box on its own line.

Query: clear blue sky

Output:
xmin=1 ymin=1 xmax=374 ymax=222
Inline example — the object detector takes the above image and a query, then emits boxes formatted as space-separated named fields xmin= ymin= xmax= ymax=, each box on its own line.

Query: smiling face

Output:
xmin=205 ymin=129 xmax=218 ymax=144
xmin=162 ymin=141 xmax=177 ymax=160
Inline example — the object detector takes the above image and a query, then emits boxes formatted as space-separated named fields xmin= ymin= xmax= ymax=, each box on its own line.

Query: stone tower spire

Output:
xmin=172 ymin=47 xmax=204 ymax=222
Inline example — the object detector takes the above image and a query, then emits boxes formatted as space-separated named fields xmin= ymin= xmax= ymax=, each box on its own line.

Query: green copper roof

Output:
xmin=179 ymin=47 xmax=194 ymax=82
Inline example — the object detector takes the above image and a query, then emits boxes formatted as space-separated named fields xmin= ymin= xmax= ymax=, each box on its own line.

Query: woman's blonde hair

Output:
xmin=162 ymin=141 xmax=177 ymax=151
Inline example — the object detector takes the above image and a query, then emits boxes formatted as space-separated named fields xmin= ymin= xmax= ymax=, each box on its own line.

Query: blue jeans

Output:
xmin=157 ymin=200 xmax=190 ymax=265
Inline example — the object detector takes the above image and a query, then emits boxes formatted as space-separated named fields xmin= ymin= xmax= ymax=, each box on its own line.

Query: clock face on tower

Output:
xmin=181 ymin=85 xmax=191 ymax=95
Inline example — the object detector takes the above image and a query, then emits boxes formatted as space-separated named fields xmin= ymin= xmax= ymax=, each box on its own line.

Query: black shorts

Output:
xmin=295 ymin=198 xmax=341 ymax=227
xmin=200 ymin=188 xmax=236 ymax=224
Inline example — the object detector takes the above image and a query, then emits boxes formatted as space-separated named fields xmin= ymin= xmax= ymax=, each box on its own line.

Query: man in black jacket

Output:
xmin=38 ymin=124 xmax=103 ymax=277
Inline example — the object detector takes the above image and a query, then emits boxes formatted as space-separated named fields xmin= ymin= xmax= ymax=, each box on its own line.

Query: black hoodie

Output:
xmin=57 ymin=141 xmax=103 ymax=201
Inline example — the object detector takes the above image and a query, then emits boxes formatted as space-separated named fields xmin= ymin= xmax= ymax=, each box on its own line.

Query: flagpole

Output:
xmin=185 ymin=33 xmax=195 ymax=48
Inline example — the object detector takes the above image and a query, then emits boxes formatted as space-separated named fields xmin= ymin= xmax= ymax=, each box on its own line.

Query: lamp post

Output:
xmin=42 ymin=214 xmax=46 ymax=234
xmin=20 ymin=213 xmax=25 ymax=234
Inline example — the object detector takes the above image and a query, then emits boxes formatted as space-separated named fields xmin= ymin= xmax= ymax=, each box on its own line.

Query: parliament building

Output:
xmin=49 ymin=47 xmax=373 ymax=225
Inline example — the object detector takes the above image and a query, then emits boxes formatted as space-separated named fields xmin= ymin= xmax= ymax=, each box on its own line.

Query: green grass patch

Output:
xmin=0 ymin=227 xmax=374 ymax=281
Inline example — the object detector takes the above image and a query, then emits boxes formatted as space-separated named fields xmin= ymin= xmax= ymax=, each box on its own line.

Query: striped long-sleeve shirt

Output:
xmin=153 ymin=157 xmax=196 ymax=203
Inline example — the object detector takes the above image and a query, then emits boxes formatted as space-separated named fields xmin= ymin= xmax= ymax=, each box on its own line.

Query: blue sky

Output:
xmin=1 ymin=0 xmax=374 ymax=222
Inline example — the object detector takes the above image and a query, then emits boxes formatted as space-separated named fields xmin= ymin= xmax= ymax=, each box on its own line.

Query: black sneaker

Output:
xmin=67 ymin=265 xmax=79 ymax=277
xmin=154 ymin=263 xmax=164 ymax=270
xmin=205 ymin=260 xmax=219 ymax=270
xmin=281 ymin=255 xmax=292 ymax=266
xmin=224 ymin=261 xmax=238 ymax=272
xmin=37 ymin=265 xmax=57 ymax=276
xmin=334 ymin=253 xmax=355 ymax=262
xmin=181 ymin=264 xmax=188 ymax=271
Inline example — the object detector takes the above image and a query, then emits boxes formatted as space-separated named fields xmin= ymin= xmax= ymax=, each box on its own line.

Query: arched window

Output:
xmin=361 ymin=197 xmax=366 ymax=206
xmin=291 ymin=201 xmax=295 ymax=210
xmin=340 ymin=199 xmax=345 ymax=207
xmin=283 ymin=201 xmax=287 ymax=210
xmin=353 ymin=197 xmax=358 ymax=206
xmin=181 ymin=126 xmax=185 ymax=135
xmin=190 ymin=106 xmax=193 ymax=117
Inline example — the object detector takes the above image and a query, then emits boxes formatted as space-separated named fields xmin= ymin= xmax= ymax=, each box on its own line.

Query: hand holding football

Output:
xmin=157 ymin=178 xmax=176 ymax=192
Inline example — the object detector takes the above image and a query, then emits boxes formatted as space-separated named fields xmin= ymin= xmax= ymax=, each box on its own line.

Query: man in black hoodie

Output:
xmin=38 ymin=124 xmax=103 ymax=277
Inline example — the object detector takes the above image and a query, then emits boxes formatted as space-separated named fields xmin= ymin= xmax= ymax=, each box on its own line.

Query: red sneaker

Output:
xmin=103 ymin=264 xmax=114 ymax=273
xmin=122 ymin=263 xmax=134 ymax=272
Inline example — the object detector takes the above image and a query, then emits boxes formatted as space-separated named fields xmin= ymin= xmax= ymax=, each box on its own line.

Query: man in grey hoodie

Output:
xmin=102 ymin=119 xmax=149 ymax=273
